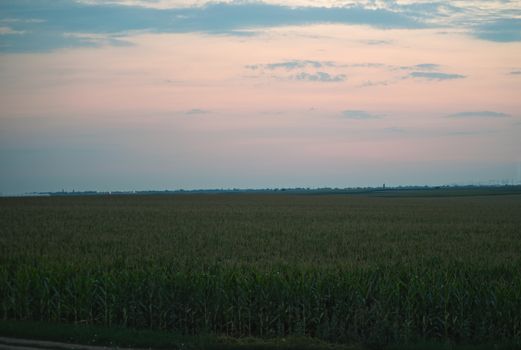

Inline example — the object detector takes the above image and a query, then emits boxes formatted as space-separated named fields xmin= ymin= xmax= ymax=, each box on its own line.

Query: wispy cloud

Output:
xmin=447 ymin=111 xmax=510 ymax=118
xmin=408 ymin=71 xmax=465 ymax=81
xmin=247 ymin=60 xmax=340 ymax=71
xmin=247 ymin=60 xmax=461 ymax=86
xmin=473 ymin=19 xmax=521 ymax=43
xmin=1 ymin=0 xmax=520 ymax=53
xmin=445 ymin=130 xmax=498 ymax=136
xmin=342 ymin=110 xmax=382 ymax=120
xmin=400 ymin=63 xmax=441 ymax=71
xmin=0 ymin=1 xmax=426 ymax=52
xmin=510 ymin=71 xmax=521 ymax=75
xmin=0 ymin=26 xmax=25 ymax=35
xmin=0 ymin=18 xmax=45 ymax=24
xmin=63 ymin=32 xmax=133 ymax=47
xmin=347 ymin=62 xmax=441 ymax=73
xmin=185 ymin=109 xmax=209 ymax=115
xmin=246 ymin=59 xmax=347 ymax=83
xmin=293 ymin=71 xmax=346 ymax=82
xmin=362 ymin=39 xmax=392 ymax=45
xmin=354 ymin=63 xmax=462 ymax=86
xmin=206 ymin=29 xmax=258 ymax=37
xmin=358 ymin=80 xmax=395 ymax=88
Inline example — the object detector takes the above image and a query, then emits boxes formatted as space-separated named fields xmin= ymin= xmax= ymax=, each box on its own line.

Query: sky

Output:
xmin=1 ymin=0 xmax=521 ymax=194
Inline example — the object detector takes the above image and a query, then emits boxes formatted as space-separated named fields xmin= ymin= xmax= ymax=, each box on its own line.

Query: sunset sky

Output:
xmin=1 ymin=0 xmax=520 ymax=194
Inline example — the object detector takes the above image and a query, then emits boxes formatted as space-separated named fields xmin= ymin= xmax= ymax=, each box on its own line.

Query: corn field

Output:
xmin=1 ymin=193 xmax=521 ymax=345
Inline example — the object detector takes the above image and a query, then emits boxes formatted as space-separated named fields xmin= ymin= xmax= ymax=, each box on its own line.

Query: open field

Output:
xmin=1 ymin=189 xmax=521 ymax=348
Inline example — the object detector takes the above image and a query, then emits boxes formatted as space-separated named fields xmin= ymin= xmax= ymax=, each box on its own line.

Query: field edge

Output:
xmin=1 ymin=320 xmax=520 ymax=350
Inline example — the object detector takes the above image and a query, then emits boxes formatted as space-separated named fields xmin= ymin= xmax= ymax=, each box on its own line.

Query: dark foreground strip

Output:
xmin=0 ymin=337 xmax=145 ymax=350
xmin=0 ymin=344 xmax=41 ymax=350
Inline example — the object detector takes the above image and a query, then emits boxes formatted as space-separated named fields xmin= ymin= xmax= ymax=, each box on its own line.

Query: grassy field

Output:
xmin=1 ymin=189 xmax=521 ymax=348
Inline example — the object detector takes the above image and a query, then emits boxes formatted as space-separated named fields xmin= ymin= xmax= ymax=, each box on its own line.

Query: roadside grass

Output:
xmin=1 ymin=320 xmax=520 ymax=350
xmin=0 ymin=320 xmax=359 ymax=349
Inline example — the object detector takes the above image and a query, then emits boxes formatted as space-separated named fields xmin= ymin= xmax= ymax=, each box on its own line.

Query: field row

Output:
xmin=2 ymin=264 xmax=521 ymax=345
